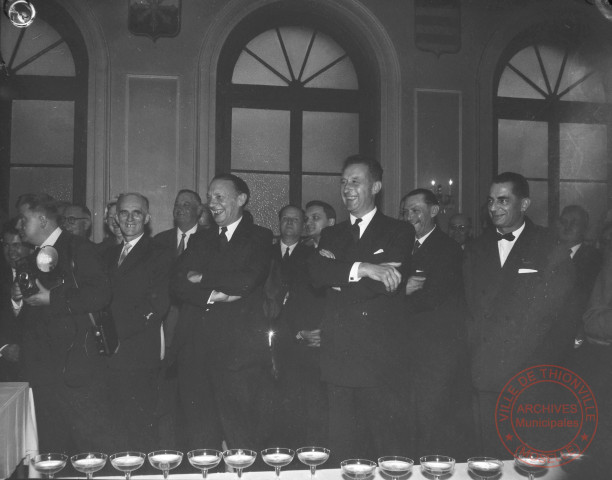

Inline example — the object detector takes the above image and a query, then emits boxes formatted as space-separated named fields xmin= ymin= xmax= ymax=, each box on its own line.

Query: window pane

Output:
xmin=237 ymin=172 xmax=289 ymax=235
xmin=279 ymin=26 xmax=313 ymax=79
xmin=560 ymin=123 xmax=607 ymax=181
xmin=525 ymin=180 xmax=548 ymax=227
xmin=10 ymin=167 xmax=72 ymax=210
xmin=231 ymin=108 xmax=290 ymax=171
xmin=498 ymin=66 xmax=545 ymax=99
xmin=302 ymin=175 xmax=348 ymax=224
xmin=11 ymin=100 xmax=74 ymax=165
xmin=232 ymin=50 xmax=288 ymax=86
xmin=242 ymin=29 xmax=290 ymax=82
xmin=304 ymin=57 xmax=358 ymax=90
xmin=558 ymin=48 xmax=605 ymax=103
xmin=538 ymin=45 xmax=564 ymax=90
xmin=560 ymin=181 xmax=608 ymax=241
xmin=302 ymin=112 xmax=359 ymax=173
xmin=498 ymin=120 xmax=548 ymax=178
xmin=302 ymin=31 xmax=357 ymax=89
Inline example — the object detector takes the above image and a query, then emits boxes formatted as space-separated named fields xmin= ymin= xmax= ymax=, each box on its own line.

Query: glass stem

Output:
xmin=126 ymin=471 xmax=131 ymax=480
xmin=237 ymin=468 xmax=243 ymax=479
xmin=275 ymin=467 xmax=281 ymax=479
xmin=310 ymin=466 xmax=316 ymax=479
xmin=163 ymin=469 xmax=169 ymax=480
xmin=202 ymin=469 xmax=208 ymax=480
xmin=87 ymin=474 xmax=93 ymax=480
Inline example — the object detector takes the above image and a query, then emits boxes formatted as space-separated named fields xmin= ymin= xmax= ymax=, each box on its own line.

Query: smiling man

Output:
xmin=172 ymin=173 xmax=273 ymax=450
xmin=463 ymin=172 xmax=576 ymax=457
xmin=308 ymin=154 xmax=414 ymax=461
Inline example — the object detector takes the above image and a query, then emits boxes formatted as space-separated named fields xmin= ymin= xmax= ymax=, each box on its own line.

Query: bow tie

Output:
xmin=496 ymin=231 xmax=516 ymax=242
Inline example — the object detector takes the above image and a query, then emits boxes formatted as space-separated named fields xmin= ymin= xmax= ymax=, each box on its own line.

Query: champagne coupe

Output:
xmin=188 ymin=449 xmax=223 ymax=479
xmin=296 ymin=447 xmax=330 ymax=480
xmin=110 ymin=452 xmax=146 ymax=480
xmin=514 ymin=452 xmax=549 ymax=480
xmin=148 ymin=450 xmax=183 ymax=480
xmin=378 ymin=456 xmax=414 ymax=480
xmin=340 ymin=459 xmax=377 ymax=479
xmin=71 ymin=453 xmax=107 ymax=480
xmin=223 ymin=449 xmax=257 ymax=480
xmin=261 ymin=448 xmax=295 ymax=479
xmin=467 ymin=457 xmax=503 ymax=479
xmin=419 ymin=455 xmax=455 ymax=480
xmin=30 ymin=453 xmax=68 ymax=479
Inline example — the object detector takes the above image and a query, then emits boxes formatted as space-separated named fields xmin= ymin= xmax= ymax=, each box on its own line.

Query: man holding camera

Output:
xmin=13 ymin=195 xmax=119 ymax=454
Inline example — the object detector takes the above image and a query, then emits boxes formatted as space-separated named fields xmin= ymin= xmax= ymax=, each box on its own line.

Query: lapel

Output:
xmin=115 ymin=235 xmax=150 ymax=276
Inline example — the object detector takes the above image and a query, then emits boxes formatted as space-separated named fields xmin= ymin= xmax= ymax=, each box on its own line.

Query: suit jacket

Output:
xmin=172 ymin=216 xmax=273 ymax=370
xmin=19 ymin=231 xmax=111 ymax=387
xmin=464 ymin=218 xmax=575 ymax=392
xmin=308 ymin=210 xmax=413 ymax=387
xmin=104 ymin=235 xmax=173 ymax=371
xmin=404 ymin=226 xmax=466 ymax=338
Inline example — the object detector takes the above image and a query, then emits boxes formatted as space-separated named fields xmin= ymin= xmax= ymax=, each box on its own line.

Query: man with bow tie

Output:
xmin=172 ymin=173 xmax=273 ymax=451
xmin=308 ymin=155 xmax=414 ymax=461
xmin=104 ymin=192 xmax=173 ymax=452
xmin=463 ymin=172 xmax=575 ymax=457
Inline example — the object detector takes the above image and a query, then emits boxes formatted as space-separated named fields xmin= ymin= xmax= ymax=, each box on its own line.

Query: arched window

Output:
xmin=495 ymin=24 xmax=612 ymax=229
xmin=0 ymin=0 xmax=88 ymax=213
xmin=217 ymin=5 xmax=377 ymax=233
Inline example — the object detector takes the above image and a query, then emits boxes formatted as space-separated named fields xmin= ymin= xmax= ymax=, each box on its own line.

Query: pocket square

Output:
xmin=373 ymin=249 xmax=384 ymax=254
xmin=518 ymin=268 xmax=538 ymax=273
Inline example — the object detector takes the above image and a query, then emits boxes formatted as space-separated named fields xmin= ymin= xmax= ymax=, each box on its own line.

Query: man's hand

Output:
xmin=209 ymin=290 xmax=241 ymax=303
xmin=23 ymin=279 xmax=50 ymax=306
xmin=1 ymin=344 xmax=20 ymax=362
xmin=405 ymin=275 xmax=426 ymax=295
xmin=300 ymin=329 xmax=321 ymax=347
xmin=318 ymin=249 xmax=335 ymax=259
xmin=357 ymin=262 xmax=402 ymax=292
xmin=187 ymin=271 xmax=203 ymax=283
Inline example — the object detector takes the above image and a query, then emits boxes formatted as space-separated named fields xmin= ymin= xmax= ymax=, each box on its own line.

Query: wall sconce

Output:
xmin=430 ymin=179 xmax=455 ymax=214
xmin=4 ymin=0 xmax=36 ymax=28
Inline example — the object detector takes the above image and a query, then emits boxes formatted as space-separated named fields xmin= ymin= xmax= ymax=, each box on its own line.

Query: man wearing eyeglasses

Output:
xmin=448 ymin=213 xmax=473 ymax=249
xmin=61 ymin=204 xmax=92 ymax=238
xmin=104 ymin=192 xmax=173 ymax=452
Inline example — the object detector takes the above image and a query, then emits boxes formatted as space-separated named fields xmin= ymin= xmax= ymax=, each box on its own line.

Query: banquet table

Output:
xmin=0 ymin=382 xmax=38 ymax=480
xmin=58 ymin=462 xmax=575 ymax=480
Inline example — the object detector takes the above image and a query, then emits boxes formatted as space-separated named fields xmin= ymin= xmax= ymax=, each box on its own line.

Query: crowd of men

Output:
xmin=1 ymin=155 xmax=611 ymax=477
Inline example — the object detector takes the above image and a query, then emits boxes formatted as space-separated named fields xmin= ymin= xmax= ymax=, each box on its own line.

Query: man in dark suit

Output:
xmin=104 ymin=192 xmax=173 ymax=452
xmin=308 ymin=155 xmax=414 ymax=461
xmin=0 ymin=219 xmax=32 ymax=381
xmin=13 ymin=195 xmax=119 ymax=454
xmin=464 ymin=172 xmax=575 ymax=457
xmin=173 ymin=174 xmax=273 ymax=450
xmin=304 ymin=200 xmax=336 ymax=249
xmin=399 ymin=189 xmax=472 ymax=458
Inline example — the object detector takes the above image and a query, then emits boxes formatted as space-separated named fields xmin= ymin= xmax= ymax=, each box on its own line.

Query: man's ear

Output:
xmin=328 ymin=218 xmax=336 ymax=227
xmin=144 ymin=213 xmax=151 ymax=225
xmin=521 ymin=198 xmax=531 ymax=212
xmin=39 ymin=215 xmax=48 ymax=229
xmin=372 ymin=180 xmax=382 ymax=195
xmin=430 ymin=205 xmax=440 ymax=218
xmin=237 ymin=193 xmax=248 ymax=207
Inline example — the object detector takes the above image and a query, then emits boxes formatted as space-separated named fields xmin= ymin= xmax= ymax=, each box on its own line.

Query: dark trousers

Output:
xmin=327 ymin=383 xmax=414 ymax=464
xmin=107 ymin=367 xmax=160 ymax=453
xmin=33 ymin=381 xmax=120 ymax=455
xmin=472 ymin=390 xmax=512 ymax=459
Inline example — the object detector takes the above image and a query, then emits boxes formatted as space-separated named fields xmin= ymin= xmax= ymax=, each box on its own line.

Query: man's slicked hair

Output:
xmin=212 ymin=173 xmax=250 ymax=205
xmin=493 ymin=172 xmax=530 ymax=199
xmin=23 ymin=198 xmax=62 ymax=222
xmin=278 ymin=204 xmax=305 ymax=220
xmin=176 ymin=189 xmax=202 ymax=204
xmin=305 ymin=200 xmax=336 ymax=221
xmin=15 ymin=193 xmax=54 ymax=210
xmin=401 ymin=188 xmax=439 ymax=206
xmin=342 ymin=154 xmax=383 ymax=183
xmin=117 ymin=192 xmax=150 ymax=214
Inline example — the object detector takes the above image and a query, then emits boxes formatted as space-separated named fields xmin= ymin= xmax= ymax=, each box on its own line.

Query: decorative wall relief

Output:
xmin=128 ymin=0 xmax=181 ymax=42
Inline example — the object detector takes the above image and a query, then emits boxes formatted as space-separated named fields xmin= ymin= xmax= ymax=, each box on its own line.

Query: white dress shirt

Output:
xmin=497 ymin=221 xmax=526 ymax=267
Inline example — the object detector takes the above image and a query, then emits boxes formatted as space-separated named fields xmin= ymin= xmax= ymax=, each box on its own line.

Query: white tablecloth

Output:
xmin=76 ymin=462 xmax=574 ymax=480
xmin=0 ymin=382 xmax=38 ymax=479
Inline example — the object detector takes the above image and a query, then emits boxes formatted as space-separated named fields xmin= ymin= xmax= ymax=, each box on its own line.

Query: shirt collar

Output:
xmin=41 ymin=227 xmax=63 ymax=247
xmin=220 ymin=216 xmax=242 ymax=241
xmin=125 ymin=233 xmax=145 ymax=248
xmin=177 ymin=223 xmax=198 ymax=240
xmin=497 ymin=220 xmax=526 ymax=243
xmin=280 ymin=240 xmax=298 ymax=255
xmin=416 ymin=225 xmax=436 ymax=245
xmin=350 ymin=207 xmax=377 ymax=237
xmin=570 ymin=243 xmax=582 ymax=258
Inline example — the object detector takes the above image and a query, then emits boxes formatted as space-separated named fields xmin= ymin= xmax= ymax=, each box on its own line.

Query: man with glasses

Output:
xmin=61 ymin=203 xmax=92 ymax=238
xmin=104 ymin=192 xmax=173 ymax=451
xmin=448 ymin=212 xmax=472 ymax=249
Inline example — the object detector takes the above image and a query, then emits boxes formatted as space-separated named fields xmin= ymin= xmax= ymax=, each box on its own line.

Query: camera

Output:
xmin=15 ymin=257 xmax=39 ymax=297
xmin=14 ymin=246 xmax=61 ymax=298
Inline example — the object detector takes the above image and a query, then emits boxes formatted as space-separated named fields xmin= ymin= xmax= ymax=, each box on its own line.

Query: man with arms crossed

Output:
xmin=308 ymin=155 xmax=414 ymax=461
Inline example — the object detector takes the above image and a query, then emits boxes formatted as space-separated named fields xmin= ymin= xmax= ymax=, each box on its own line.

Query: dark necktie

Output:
xmin=219 ymin=226 xmax=228 ymax=247
xmin=496 ymin=231 xmax=516 ymax=242
xmin=351 ymin=218 xmax=362 ymax=243
xmin=412 ymin=239 xmax=421 ymax=256
xmin=283 ymin=246 xmax=290 ymax=260
xmin=177 ymin=233 xmax=186 ymax=256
